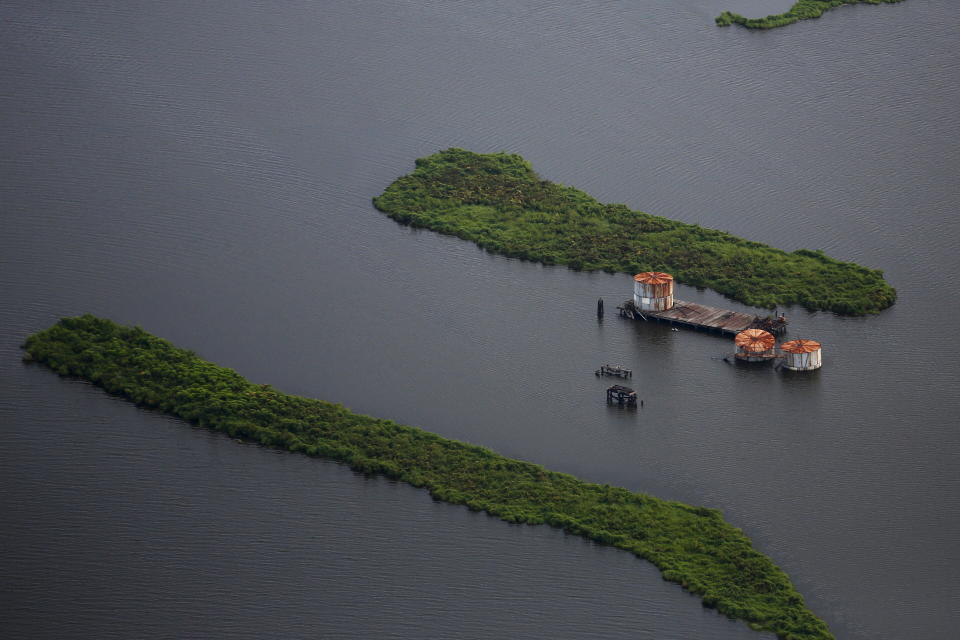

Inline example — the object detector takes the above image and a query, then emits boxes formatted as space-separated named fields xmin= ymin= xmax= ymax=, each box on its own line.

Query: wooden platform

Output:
xmin=619 ymin=299 xmax=765 ymax=336
xmin=606 ymin=385 xmax=637 ymax=405
xmin=596 ymin=364 xmax=632 ymax=378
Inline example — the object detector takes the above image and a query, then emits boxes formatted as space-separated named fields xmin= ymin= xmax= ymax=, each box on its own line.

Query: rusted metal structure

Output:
xmin=606 ymin=385 xmax=637 ymax=405
xmin=734 ymin=328 xmax=777 ymax=362
xmin=633 ymin=272 xmax=674 ymax=312
xmin=596 ymin=364 xmax=632 ymax=378
xmin=619 ymin=299 xmax=756 ymax=336
xmin=780 ymin=339 xmax=822 ymax=371
xmin=619 ymin=273 xmax=788 ymax=337
xmin=749 ymin=313 xmax=788 ymax=336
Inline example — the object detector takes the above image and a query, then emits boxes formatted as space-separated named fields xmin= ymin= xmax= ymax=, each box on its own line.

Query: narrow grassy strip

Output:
xmin=372 ymin=149 xmax=895 ymax=315
xmin=716 ymin=0 xmax=905 ymax=29
xmin=25 ymin=315 xmax=834 ymax=639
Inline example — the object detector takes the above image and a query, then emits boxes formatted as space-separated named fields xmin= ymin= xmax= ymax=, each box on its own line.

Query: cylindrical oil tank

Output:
xmin=780 ymin=339 xmax=822 ymax=371
xmin=633 ymin=272 xmax=674 ymax=311
xmin=734 ymin=329 xmax=777 ymax=362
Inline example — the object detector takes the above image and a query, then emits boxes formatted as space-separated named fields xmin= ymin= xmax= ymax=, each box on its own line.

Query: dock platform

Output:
xmin=617 ymin=300 xmax=787 ymax=336
xmin=596 ymin=364 xmax=632 ymax=378
xmin=606 ymin=385 xmax=637 ymax=405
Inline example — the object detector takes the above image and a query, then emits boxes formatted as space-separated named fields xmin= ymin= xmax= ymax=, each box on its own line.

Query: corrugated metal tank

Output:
xmin=633 ymin=272 xmax=674 ymax=311
xmin=734 ymin=329 xmax=776 ymax=361
xmin=780 ymin=339 xmax=822 ymax=370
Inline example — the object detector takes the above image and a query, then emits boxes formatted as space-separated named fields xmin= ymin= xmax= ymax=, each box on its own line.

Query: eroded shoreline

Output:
xmin=25 ymin=315 xmax=834 ymax=639
xmin=373 ymin=149 xmax=895 ymax=315
xmin=716 ymin=0 xmax=906 ymax=30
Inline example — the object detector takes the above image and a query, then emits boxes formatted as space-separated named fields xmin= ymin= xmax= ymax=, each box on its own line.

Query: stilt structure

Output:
xmin=596 ymin=364 xmax=632 ymax=378
xmin=606 ymin=385 xmax=637 ymax=405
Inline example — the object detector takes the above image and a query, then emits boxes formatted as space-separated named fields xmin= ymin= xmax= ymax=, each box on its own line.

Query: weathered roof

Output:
xmin=734 ymin=328 xmax=776 ymax=353
xmin=640 ymin=300 xmax=755 ymax=335
xmin=781 ymin=339 xmax=821 ymax=354
xmin=633 ymin=272 xmax=673 ymax=285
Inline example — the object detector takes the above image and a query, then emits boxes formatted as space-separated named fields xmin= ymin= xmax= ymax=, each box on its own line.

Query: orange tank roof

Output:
xmin=780 ymin=339 xmax=821 ymax=354
xmin=734 ymin=329 xmax=776 ymax=353
xmin=633 ymin=272 xmax=673 ymax=284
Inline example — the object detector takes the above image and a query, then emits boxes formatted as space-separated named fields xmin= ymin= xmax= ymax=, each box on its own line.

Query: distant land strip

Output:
xmin=373 ymin=149 xmax=895 ymax=315
xmin=716 ymin=0 xmax=906 ymax=30
xmin=25 ymin=315 xmax=834 ymax=639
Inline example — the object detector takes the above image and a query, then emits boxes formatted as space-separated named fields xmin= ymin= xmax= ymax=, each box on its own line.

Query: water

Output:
xmin=1 ymin=1 xmax=958 ymax=638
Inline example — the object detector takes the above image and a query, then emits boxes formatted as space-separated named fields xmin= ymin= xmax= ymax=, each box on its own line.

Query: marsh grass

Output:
xmin=25 ymin=315 xmax=834 ymax=640
xmin=717 ymin=0 xmax=905 ymax=29
xmin=373 ymin=149 xmax=895 ymax=315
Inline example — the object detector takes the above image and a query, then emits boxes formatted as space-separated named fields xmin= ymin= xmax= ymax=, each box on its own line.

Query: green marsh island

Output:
xmin=25 ymin=315 xmax=834 ymax=640
xmin=716 ymin=0 xmax=906 ymax=30
xmin=373 ymin=149 xmax=895 ymax=315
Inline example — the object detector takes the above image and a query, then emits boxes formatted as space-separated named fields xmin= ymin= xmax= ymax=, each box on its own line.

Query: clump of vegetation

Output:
xmin=717 ymin=0 xmax=905 ymax=30
xmin=26 ymin=314 xmax=835 ymax=640
xmin=373 ymin=149 xmax=895 ymax=315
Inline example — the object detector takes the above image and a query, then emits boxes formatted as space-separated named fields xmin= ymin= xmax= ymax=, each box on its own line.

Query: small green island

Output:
xmin=716 ymin=0 xmax=905 ymax=30
xmin=25 ymin=315 xmax=835 ymax=639
xmin=374 ymin=149 xmax=895 ymax=315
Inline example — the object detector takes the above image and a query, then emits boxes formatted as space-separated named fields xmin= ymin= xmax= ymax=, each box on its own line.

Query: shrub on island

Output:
xmin=373 ymin=149 xmax=895 ymax=315
xmin=25 ymin=314 xmax=835 ymax=640
xmin=716 ymin=0 xmax=905 ymax=30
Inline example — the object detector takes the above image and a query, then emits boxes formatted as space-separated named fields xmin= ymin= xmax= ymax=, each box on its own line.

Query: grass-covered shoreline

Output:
xmin=25 ymin=315 xmax=835 ymax=639
xmin=716 ymin=0 xmax=905 ymax=30
xmin=373 ymin=149 xmax=895 ymax=315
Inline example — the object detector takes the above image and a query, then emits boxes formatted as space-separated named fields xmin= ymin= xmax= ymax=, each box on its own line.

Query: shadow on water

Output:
xmin=777 ymin=366 xmax=823 ymax=389
xmin=605 ymin=399 xmax=639 ymax=418
xmin=626 ymin=318 xmax=679 ymax=346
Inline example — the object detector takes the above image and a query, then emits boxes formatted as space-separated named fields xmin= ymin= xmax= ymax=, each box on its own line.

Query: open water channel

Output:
xmin=2 ymin=1 xmax=958 ymax=638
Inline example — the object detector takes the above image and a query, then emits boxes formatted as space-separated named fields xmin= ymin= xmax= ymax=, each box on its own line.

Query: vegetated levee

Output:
xmin=25 ymin=315 xmax=835 ymax=640
xmin=716 ymin=0 xmax=905 ymax=30
xmin=373 ymin=149 xmax=895 ymax=315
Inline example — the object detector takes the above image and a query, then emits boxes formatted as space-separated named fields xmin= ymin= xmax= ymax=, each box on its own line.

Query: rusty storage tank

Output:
xmin=734 ymin=329 xmax=777 ymax=362
xmin=780 ymin=339 xmax=822 ymax=371
xmin=633 ymin=272 xmax=674 ymax=311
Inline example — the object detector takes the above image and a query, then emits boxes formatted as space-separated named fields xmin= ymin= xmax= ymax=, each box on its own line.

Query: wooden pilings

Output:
xmin=617 ymin=299 xmax=787 ymax=337
xmin=606 ymin=385 xmax=637 ymax=405
xmin=596 ymin=364 xmax=632 ymax=378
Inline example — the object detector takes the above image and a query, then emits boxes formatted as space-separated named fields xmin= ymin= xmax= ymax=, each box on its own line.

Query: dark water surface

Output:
xmin=2 ymin=1 xmax=958 ymax=638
